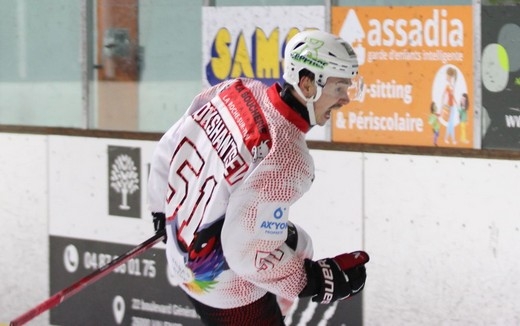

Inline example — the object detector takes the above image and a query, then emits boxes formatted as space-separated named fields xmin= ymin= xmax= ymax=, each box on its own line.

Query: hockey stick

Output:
xmin=9 ymin=230 xmax=166 ymax=326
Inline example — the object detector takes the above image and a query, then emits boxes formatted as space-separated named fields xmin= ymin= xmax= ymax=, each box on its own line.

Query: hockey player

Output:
xmin=147 ymin=30 xmax=370 ymax=325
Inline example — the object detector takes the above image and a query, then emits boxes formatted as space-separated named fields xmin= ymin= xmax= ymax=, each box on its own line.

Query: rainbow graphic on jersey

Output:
xmin=179 ymin=218 xmax=229 ymax=294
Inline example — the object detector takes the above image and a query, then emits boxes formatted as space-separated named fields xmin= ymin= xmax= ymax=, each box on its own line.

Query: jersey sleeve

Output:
xmin=221 ymin=147 xmax=314 ymax=300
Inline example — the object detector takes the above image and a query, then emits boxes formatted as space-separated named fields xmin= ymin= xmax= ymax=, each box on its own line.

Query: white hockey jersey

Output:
xmin=148 ymin=78 xmax=315 ymax=310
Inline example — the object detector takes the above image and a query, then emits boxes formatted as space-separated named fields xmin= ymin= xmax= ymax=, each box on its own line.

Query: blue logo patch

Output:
xmin=273 ymin=207 xmax=285 ymax=219
xmin=260 ymin=207 xmax=287 ymax=235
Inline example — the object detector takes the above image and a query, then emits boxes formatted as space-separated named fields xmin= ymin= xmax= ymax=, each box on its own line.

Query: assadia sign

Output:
xmin=331 ymin=6 xmax=474 ymax=147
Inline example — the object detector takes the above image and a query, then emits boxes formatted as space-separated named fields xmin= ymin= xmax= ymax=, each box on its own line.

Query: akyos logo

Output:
xmin=260 ymin=207 xmax=287 ymax=235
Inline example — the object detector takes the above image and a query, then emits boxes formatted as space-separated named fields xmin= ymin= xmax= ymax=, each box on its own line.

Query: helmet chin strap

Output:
xmin=305 ymin=101 xmax=317 ymax=126
xmin=294 ymin=82 xmax=323 ymax=126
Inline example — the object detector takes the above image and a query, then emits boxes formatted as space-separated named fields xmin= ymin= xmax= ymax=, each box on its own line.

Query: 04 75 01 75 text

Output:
xmin=83 ymin=251 xmax=157 ymax=278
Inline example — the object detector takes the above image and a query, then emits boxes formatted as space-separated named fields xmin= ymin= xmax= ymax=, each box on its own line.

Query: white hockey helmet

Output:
xmin=282 ymin=30 xmax=359 ymax=125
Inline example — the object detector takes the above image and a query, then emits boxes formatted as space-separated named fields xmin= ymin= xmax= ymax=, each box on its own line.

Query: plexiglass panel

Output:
xmin=0 ymin=0 xmax=481 ymax=132
xmin=0 ymin=0 xmax=83 ymax=127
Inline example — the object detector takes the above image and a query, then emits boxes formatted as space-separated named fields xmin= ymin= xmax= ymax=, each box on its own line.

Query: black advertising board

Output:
xmin=50 ymin=236 xmax=202 ymax=326
xmin=481 ymin=5 xmax=520 ymax=150
xmin=49 ymin=236 xmax=363 ymax=325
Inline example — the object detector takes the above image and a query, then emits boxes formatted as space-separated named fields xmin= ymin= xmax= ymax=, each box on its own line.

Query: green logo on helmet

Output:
xmin=289 ymin=36 xmax=331 ymax=70
xmin=290 ymin=52 xmax=328 ymax=69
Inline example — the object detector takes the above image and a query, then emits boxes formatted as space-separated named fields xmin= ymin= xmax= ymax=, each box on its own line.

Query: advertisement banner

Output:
xmin=331 ymin=6 xmax=475 ymax=147
xmin=481 ymin=6 xmax=520 ymax=150
xmin=202 ymin=6 xmax=329 ymax=141
xmin=50 ymin=235 xmax=362 ymax=325
xmin=202 ymin=6 xmax=324 ymax=88
xmin=50 ymin=236 xmax=201 ymax=325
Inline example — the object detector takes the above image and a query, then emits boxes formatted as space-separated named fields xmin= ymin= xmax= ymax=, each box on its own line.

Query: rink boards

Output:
xmin=47 ymin=136 xmax=363 ymax=325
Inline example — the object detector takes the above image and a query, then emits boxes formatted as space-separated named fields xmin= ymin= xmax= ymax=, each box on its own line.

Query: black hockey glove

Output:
xmin=152 ymin=212 xmax=167 ymax=243
xmin=299 ymin=251 xmax=369 ymax=304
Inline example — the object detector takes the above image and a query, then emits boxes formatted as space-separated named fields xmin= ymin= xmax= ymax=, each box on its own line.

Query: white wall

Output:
xmin=1 ymin=133 xmax=520 ymax=325
xmin=0 ymin=134 xmax=49 ymax=325
xmin=363 ymin=154 xmax=520 ymax=325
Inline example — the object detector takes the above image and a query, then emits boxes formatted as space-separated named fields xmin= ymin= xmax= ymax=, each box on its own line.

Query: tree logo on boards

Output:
xmin=108 ymin=145 xmax=141 ymax=218
xmin=111 ymin=155 xmax=139 ymax=209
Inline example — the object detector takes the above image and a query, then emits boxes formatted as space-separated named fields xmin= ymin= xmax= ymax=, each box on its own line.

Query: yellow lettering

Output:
xmin=255 ymin=28 xmax=280 ymax=78
xmin=230 ymin=33 xmax=254 ymax=78
xmin=211 ymin=29 xmax=232 ymax=80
